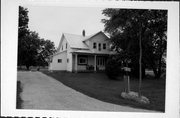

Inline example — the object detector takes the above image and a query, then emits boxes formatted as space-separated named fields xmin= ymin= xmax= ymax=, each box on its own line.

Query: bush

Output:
xmin=105 ymin=58 xmax=122 ymax=80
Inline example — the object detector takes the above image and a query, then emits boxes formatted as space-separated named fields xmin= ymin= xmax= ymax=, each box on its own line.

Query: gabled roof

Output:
xmin=82 ymin=31 xmax=107 ymax=41
xmin=63 ymin=33 xmax=89 ymax=49
xmin=57 ymin=31 xmax=109 ymax=51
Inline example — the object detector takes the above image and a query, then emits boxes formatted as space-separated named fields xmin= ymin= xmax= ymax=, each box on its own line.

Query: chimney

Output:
xmin=82 ymin=30 xmax=85 ymax=37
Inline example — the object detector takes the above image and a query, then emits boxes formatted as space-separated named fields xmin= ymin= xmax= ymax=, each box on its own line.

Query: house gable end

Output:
xmin=87 ymin=32 xmax=111 ymax=53
xmin=57 ymin=34 xmax=71 ymax=53
xmin=83 ymin=31 xmax=109 ymax=42
xmin=57 ymin=34 xmax=65 ymax=52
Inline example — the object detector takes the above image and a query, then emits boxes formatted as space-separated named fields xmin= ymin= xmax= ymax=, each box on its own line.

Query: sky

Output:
xmin=23 ymin=5 xmax=107 ymax=48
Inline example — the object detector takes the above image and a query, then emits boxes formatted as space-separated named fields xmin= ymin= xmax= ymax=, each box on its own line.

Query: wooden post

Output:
xmin=124 ymin=75 xmax=128 ymax=93
xmin=123 ymin=66 xmax=131 ymax=93
xmin=127 ymin=75 xmax=130 ymax=93
xmin=75 ymin=54 xmax=78 ymax=73
xmin=94 ymin=55 xmax=96 ymax=72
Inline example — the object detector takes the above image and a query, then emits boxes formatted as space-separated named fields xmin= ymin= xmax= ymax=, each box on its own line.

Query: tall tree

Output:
xmin=102 ymin=9 xmax=167 ymax=79
xmin=18 ymin=6 xmax=30 ymax=66
xmin=18 ymin=6 xmax=56 ymax=70
xmin=19 ymin=31 xmax=41 ymax=70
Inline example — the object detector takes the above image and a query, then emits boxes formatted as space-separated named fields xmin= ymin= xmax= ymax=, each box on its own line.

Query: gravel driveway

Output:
xmin=17 ymin=71 xmax=154 ymax=112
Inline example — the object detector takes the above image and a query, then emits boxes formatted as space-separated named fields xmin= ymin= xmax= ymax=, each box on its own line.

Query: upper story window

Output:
xmin=93 ymin=42 xmax=96 ymax=49
xmin=98 ymin=43 xmax=101 ymax=51
xmin=103 ymin=43 xmax=106 ymax=50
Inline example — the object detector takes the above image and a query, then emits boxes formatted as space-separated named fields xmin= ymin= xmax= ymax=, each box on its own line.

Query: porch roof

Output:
xmin=70 ymin=50 xmax=116 ymax=55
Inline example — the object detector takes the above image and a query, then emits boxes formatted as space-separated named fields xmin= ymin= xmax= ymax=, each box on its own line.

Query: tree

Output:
xmin=102 ymin=9 xmax=167 ymax=79
xmin=18 ymin=6 xmax=30 ymax=67
xmin=18 ymin=30 xmax=56 ymax=70
xmin=105 ymin=56 xmax=122 ymax=80
xmin=18 ymin=6 xmax=56 ymax=70
xmin=36 ymin=39 xmax=56 ymax=67
xmin=102 ymin=9 xmax=167 ymax=97
xmin=19 ymin=31 xmax=41 ymax=70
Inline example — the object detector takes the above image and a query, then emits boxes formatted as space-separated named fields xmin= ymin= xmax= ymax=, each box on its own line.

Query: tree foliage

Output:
xmin=18 ymin=6 xmax=56 ymax=70
xmin=105 ymin=56 xmax=122 ymax=80
xmin=102 ymin=9 xmax=167 ymax=78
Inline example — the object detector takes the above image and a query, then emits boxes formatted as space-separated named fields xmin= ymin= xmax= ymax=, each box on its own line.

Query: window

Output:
xmin=103 ymin=43 xmax=106 ymax=49
xmin=98 ymin=43 xmax=101 ymax=51
xmin=66 ymin=43 xmax=67 ymax=49
xmin=58 ymin=59 xmax=62 ymax=63
xmin=93 ymin=42 xmax=96 ymax=49
xmin=78 ymin=57 xmax=87 ymax=65
xmin=62 ymin=46 xmax=63 ymax=51
xmin=97 ymin=57 xmax=105 ymax=66
xmin=67 ymin=58 xmax=69 ymax=63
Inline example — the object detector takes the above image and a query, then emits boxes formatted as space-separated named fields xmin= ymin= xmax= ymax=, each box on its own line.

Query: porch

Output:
xmin=72 ymin=53 xmax=109 ymax=72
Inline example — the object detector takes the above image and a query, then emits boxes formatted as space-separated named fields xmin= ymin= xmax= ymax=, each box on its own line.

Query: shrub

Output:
xmin=105 ymin=58 xmax=122 ymax=80
xmin=16 ymin=81 xmax=23 ymax=109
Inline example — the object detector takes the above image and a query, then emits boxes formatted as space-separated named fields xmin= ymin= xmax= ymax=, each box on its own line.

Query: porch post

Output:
xmin=75 ymin=53 xmax=78 ymax=73
xmin=94 ymin=55 xmax=96 ymax=72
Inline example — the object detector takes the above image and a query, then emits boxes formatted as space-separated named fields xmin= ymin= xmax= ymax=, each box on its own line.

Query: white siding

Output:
xmin=67 ymin=44 xmax=73 ymax=72
xmin=49 ymin=32 xmax=111 ymax=71
xmin=49 ymin=36 xmax=68 ymax=71
xmin=77 ymin=65 xmax=86 ymax=71
xmin=88 ymin=33 xmax=111 ymax=54
xmin=49 ymin=51 xmax=67 ymax=70
xmin=60 ymin=36 xmax=68 ymax=52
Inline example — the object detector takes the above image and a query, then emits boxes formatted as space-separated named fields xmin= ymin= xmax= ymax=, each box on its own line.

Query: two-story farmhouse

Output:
xmin=49 ymin=31 xmax=115 ymax=72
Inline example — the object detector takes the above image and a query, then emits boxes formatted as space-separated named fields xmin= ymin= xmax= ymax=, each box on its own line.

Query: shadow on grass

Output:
xmin=16 ymin=81 xmax=23 ymax=109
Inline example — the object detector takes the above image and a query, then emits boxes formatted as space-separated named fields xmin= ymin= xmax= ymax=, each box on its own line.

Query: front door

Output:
xmin=97 ymin=57 xmax=106 ymax=70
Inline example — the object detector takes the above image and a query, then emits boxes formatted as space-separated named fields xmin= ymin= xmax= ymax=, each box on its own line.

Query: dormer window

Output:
xmin=103 ymin=43 xmax=106 ymax=49
xmin=93 ymin=42 xmax=96 ymax=49
xmin=98 ymin=43 xmax=101 ymax=51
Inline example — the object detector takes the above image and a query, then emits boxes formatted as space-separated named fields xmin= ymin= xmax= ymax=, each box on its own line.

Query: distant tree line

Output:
xmin=18 ymin=6 xmax=56 ymax=70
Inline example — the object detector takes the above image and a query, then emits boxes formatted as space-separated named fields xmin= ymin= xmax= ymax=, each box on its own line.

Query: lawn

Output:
xmin=42 ymin=71 xmax=165 ymax=112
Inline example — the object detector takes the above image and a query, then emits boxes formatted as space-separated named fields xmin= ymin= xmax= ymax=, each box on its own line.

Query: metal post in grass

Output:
xmin=123 ymin=60 xmax=131 ymax=93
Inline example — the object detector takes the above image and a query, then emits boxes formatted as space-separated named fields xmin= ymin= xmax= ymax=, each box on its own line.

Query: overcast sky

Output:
xmin=23 ymin=5 xmax=107 ymax=48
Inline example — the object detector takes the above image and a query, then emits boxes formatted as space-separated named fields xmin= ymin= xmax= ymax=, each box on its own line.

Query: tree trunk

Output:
xmin=138 ymin=25 xmax=142 ymax=97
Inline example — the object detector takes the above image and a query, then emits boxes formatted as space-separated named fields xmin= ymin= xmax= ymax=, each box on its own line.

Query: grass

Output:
xmin=16 ymin=81 xmax=23 ymax=109
xmin=42 ymin=71 xmax=165 ymax=112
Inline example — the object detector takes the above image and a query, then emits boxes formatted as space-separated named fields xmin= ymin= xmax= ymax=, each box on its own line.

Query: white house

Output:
xmin=49 ymin=31 xmax=115 ymax=72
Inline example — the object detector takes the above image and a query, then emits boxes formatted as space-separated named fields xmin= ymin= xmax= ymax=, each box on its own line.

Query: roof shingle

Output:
xmin=63 ymin=33 xmax=89 ymax=49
